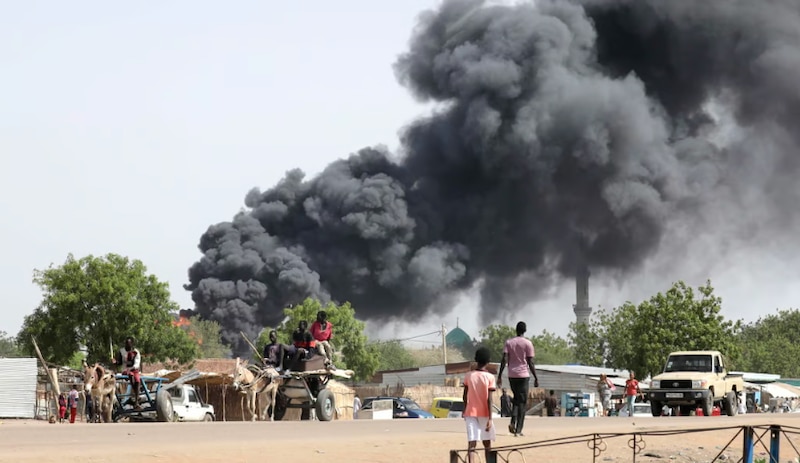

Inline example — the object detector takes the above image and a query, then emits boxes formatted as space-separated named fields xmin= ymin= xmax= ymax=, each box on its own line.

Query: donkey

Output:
xmin=232 ymin=359 xmax=282 ymax=421
xmin=82 ymin=361 xmax=117 ymax=423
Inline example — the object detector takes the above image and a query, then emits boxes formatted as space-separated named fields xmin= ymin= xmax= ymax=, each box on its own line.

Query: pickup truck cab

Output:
xmin=168 ymin=384 xmax=215 ymax=422
xmin=648 ymin=350 xmax=744 ymax=417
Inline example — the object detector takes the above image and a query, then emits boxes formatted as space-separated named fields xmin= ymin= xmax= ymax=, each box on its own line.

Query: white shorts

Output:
xmin=465 ymin=416 xmax=496 ymax=442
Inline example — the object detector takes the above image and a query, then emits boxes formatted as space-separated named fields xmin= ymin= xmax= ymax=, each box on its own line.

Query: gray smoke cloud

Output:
xmin=186 ymin=0 xmax=800 ymax=355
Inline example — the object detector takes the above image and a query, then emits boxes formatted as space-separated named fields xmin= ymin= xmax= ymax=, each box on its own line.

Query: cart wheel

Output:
xmin=315 ymin=389 xmax=335 ymax=422
xmin=155 ymin=388 xmax=174 ymax=422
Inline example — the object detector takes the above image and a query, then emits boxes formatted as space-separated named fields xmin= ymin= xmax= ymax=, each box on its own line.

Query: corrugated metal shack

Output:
xmin=0 ymin=358 xmax=38 ymax=418
xmin=364 ymin=362 xmax=635 ymax=413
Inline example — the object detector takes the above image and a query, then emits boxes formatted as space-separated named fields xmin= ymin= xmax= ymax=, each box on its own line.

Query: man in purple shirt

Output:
xmin=497 ymin=321 xmax=539 ymax=437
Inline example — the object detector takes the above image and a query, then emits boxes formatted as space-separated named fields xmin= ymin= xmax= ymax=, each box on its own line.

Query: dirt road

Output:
xmin=2 ymin=414 xmax=799 ymax=463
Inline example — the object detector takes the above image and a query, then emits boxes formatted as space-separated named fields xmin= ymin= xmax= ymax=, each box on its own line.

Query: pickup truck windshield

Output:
xmin=664 ymin=355 xmax=713 ymax=372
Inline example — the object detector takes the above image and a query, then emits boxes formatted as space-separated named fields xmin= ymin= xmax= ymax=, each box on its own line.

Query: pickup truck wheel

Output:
xmin=650 ymin=400 xmax=662 ymax=417
xmin=723 ymin=391 xmax=738 ymax=417
xmin=203 ymin=413 xmax=214 ymax=422
xmin=700 ymin=393 xmax=713 ymax=417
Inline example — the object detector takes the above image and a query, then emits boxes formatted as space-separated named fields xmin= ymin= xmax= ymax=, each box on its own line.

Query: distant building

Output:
xmin=445 ymin=326 xmax=477 ymax=359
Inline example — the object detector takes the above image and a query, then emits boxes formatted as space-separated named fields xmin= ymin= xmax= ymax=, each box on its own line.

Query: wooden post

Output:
xmin=31 ymin=337 xmax=59 ymax=420
xmin=222 ymin=383 xmax=226 ymax=422
xmin=441 ymin=324 xmax=448 ymax=365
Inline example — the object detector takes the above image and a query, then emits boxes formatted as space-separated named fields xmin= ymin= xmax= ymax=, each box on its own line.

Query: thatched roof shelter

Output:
xmin=143 ymin=358 xmax=238 ymax=385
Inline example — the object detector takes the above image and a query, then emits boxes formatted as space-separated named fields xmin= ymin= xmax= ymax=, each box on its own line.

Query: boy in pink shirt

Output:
xmin=462 ymin=347 xmax=496 ymax=463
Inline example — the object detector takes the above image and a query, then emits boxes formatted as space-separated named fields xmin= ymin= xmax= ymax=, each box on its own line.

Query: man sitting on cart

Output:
xmin=310 ymin=310 xmax=334 ymax=367
xmin=262 ymin=329 xmax=289 ymax=372
xmin=112 ymin=336 xmax=142 ymax=410
xmin=282 ymin=321 xmax=318 ymax=373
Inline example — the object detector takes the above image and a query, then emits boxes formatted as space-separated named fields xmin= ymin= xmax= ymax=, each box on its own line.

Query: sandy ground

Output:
xmin=1 ymin=414 xmax=799 ymax=463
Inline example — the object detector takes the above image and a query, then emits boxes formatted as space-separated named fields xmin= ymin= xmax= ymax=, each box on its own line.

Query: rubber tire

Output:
xmin=315 ymin=388 xmax=335 ymax=422
xmin=701 ymin=393 xmax=713 ymax=417
xmin=723 ymin=391 xmax=738 ymax=417
xmin=155 ymin=388 xmax=174 ymax=422
xmin=203 ymin=413 xmax=214 ymax=422
xmin=650 ymin=400 xmax=662 ymax=417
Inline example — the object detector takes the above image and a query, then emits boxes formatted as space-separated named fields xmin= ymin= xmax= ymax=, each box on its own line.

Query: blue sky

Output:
xmin=2 ymin=0 xmax=797 ymax=343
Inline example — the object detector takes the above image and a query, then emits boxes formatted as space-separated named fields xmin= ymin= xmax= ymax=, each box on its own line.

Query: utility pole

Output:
xmin=441 ymin=324 xmax=448 ymax=365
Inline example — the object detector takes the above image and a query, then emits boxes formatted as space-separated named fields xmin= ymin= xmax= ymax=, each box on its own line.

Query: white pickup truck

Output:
xmin=648 ymin=350 xmax=744 ymax=417
xmin=168 ymin=384 xmax=216 ymax=422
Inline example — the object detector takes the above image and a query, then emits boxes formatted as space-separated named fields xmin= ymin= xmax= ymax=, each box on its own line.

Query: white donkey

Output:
xmin=232 ymin=359 xmax=282 ymax=421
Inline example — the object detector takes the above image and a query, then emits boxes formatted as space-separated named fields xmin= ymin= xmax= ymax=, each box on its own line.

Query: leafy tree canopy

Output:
xmin=736 ymin=308 xmax=800 ymax=377
xmin=181 ymin=316 xmax=231 ymax=359
xmin=530 ymin=329 xmax=573 ymax=364
xmin=369 ymin=340 xmax=417 ymax=372
xmin=277 ymin=298 xmax=378 ymax=381
xmin=0 ymin=331 xmax=23 ymax=358
xmin=568 ymin=318 xmax=605 ymax=367
xmin=581 ymin=280 xmax=741 ymax=378
xmin=477 ymin=324 xmax=515 ymax=364
xmin=17 ymin=254 xmax=198 ymax=366
xmin=478 ymin=324 xmax=574 ymax=365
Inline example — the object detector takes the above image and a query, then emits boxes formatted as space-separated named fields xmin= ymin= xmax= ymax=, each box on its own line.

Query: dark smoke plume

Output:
xmin=186 ymin=0 xmax=800 ymax=355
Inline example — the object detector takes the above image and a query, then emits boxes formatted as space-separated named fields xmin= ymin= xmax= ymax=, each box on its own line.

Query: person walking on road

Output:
xmin=500 ymin=389 xmax=512 ymax=417
xmin=624 ymin=370 xmax=641 ymax=417
xmin=497 ymin=321 xmax=539 ymax=437
xmin=462 ymin=347 xmax=496 ymax=463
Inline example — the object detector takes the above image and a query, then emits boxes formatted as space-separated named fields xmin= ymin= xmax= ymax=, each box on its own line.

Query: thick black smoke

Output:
xmin=186 ymin=0 xmax=800 ymax=355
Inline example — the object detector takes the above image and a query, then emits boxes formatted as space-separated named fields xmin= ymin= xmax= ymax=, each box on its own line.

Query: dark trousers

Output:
xmin=509 ymin=377 xmax=530 ymax=434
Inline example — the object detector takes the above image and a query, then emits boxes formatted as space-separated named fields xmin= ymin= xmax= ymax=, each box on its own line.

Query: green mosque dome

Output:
xmin=446 ymin=326 xmax=472 ymax=347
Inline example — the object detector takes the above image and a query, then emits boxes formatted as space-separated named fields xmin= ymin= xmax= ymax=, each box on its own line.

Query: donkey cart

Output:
xmin=272 ymin=362 xmax=353 ymax=422
xmin=112 ymin=370 xmax=201 ymax=422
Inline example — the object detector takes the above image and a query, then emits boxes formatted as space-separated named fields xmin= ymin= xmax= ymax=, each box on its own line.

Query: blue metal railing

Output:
xmin=448 ymin=424 xmax=800 ymax=463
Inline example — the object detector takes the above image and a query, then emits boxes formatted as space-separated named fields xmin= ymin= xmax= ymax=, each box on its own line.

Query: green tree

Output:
xmin=530 ymin=329 xmax=574 ymax=364
xmin=736 ymin=309 xmax=800 ymax=377
xmin=568 ymin=316 xmax=606 ymax=366
xmin=600 ymin=280 xmax=741 ymax=378
xmin=183 ymin=316 xmax=231 ymax=359
xmin=17 ymin=254 xmax=198 ymax=366
xmin=477 ymin=324 xmax=516 ymax=364
xmin=369 ymin=340 xmax=417 ymax=371
xmin=0 ymin=331 xmax=23 ymax=358
xmin=279 ymin=298 xmax=378 ymax=381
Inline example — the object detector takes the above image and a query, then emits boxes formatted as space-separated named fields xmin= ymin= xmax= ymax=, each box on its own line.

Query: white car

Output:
xmin=618 ymin=402 xmax=653 ymax=418
xmin=168 ymin=385 xmax=215 ymax=422
xmin=446 ymin=401 xmax=501 ymax=419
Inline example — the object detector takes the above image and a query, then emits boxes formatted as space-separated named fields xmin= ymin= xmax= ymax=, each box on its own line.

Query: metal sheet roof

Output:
xmin=537 ymin=364 xmax=631 ymax=378
xmin=730 ymin=371 xmax=781 ymax=383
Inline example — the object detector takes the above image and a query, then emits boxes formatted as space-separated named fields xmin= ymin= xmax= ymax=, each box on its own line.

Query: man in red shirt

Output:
xmin=310 ymin=310 xmax=334 ymax=366
xmin=497 ymin=321 xmax=539 ymax=437
xmin=462 ymin=347 xmax=496 ymax=463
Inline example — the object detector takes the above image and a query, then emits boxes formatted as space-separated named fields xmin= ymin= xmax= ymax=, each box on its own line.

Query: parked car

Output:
xmin=449 ymin=401 xmax=503 ymax=419
xmin=431 ymin=397 xmax=462 ymax=418
xmin=358 ymin=396 xmax=434 ymax=419
xmin=617 ymin=402 xmax=653 ymax=418
xmin=168 ymin=384 xmax=215 ymax=422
